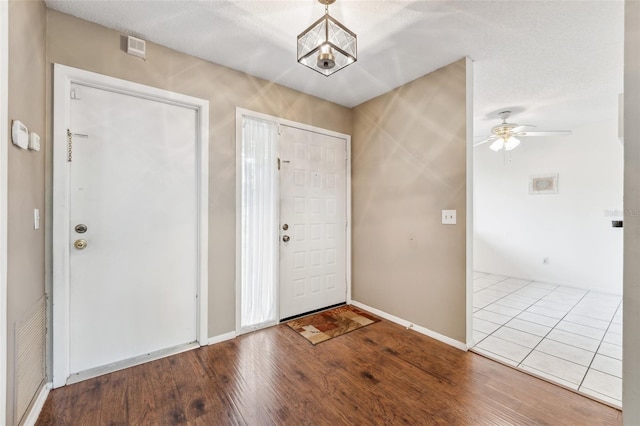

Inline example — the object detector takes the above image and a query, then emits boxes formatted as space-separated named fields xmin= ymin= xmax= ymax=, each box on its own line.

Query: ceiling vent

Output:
xmin=127 ymin=35 xmax=146 ymax=59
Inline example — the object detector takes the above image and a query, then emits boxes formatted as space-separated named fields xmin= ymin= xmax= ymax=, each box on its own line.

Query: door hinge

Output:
xmin=70 ymin=87 xmax=81 ymax=100
xmin=277 ymin=157 xmax=280 ymax=170
xmin=66 ymin=129 xmax=73 ymax=162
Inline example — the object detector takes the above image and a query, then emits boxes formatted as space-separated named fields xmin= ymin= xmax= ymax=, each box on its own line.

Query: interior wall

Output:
xmin=44 ymin=9 xmax=352 ymax=338
xmin=351 ymin=59 xmax=468 ymax=344
xmin=474 ymin=119 xmax=623 ymax=294
xmin=624 ymin=0 xmax=640 ymax=422
xmin=7 ymin=0 xmax=47 ymax=424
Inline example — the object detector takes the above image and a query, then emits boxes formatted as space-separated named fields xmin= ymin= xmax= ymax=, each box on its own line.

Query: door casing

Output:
xmin=52 ymin=64 xmax=209 ymax=388
xmin=234 ymin=108 xmax=352 ymax=334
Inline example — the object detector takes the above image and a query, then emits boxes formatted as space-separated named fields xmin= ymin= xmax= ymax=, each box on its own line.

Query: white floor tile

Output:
xmin=475 ymin=335 xmax=531 ymax=363
xmin=492 ymin=327 xmax=543 ymax=348
xmin=502 ymin=278 xmax=532 ymax=286
xmin=472 ymin=318 xmax=502 ymax=334
xmin=535 ymin=339 xmax=595 ymax=366
xmin=528 ymin=282 xmax=558 ymax=291
xmin=608 ymin=323 xmax=622 ymax=334
xmin=591 ymin=354 xmax=622 ymax=378
xmin=473 ymin=330 xmax=489 ymax=345
xmin=504 ymin=318 xmax=551 ymax=337
xmin=472 ymin=347 xmax=519 ymax=367
xmin=581 ymin=369 xmax=622 ymax=401
xmin=570 ymin=306 xmax=617 ymax=321
xmin=494 ymin=298 xmax=531 ymax=311
xmin=474 ymin=278 xmax=502 ymax=290
xmin=515 ymin=288 xmax=554 ymax=299
xmin=474 ymin=309 xmax=513 ymax=325
xmin=579 ymin=386 xmax=622 ymax=408
xmin=603 ymin=331 xmax=622 ymax=346
xmin=598 ymin=342 xmax=622 ymax=360
xmin=520 ymin=350 xmax=587 ymax=385
xmin=526 ymin=305 xmax=568 ymax=319
xmin=519 ymin=365 xmax=579 ymax=390
xmin=562 ymin=313 xmax=610 ymax=330
xmin=546 ymin=329 xmax=600 ymax=352
xmin=516 ymin=311 xmax=560 ymax=327
xmin=483 ymin=303 xmax=522 ymax=318
xmin=504 ymin=294 xmax=540 ymax=304
xmin=554 ymin=321 xmax=606 ymax=340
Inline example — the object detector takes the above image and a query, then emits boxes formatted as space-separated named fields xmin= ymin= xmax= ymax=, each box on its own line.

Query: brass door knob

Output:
xmin=282 ymin=235 xmax=290 ymax=242
xmin=74 ymin=239 xmax=88 ymax=250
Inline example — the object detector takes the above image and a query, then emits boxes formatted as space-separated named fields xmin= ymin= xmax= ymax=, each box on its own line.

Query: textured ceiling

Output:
xmin=45 ymin=0 xmax=624 ymax=137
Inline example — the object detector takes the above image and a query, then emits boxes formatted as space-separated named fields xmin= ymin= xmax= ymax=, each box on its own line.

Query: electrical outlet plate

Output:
xmin=442 ymin=210 xmax=456 ymax=225
xmin=29 ymin=132 xmax=40 ymax=151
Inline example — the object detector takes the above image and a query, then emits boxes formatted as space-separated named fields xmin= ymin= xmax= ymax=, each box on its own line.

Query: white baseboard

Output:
xmin=22 ymin=382 xmax=51 ymax=426
xmin=351 ymin=300 xmax=468 ymax=351
xmin=207 ymin=331 xmax=236 ymax=345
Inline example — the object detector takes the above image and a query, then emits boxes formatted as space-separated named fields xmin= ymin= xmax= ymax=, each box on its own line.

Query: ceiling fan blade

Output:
xmin=473 ymin=136 xmax=498 ymax=147
xmin=518 ymin=130 xmax=572 ymax=137
xmin=510 ymin=125 xmax=535 ymax=133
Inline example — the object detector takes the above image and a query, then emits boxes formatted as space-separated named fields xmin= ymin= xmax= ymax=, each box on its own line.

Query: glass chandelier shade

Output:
xmin=297 ymin=1 xmax=357 ymax=76
xmin=490 ymin=136 xmax=521 ymax=152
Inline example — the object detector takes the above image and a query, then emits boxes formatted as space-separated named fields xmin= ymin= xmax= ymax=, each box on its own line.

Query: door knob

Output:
xmin=74 ymin=239 xmax=88 ymax=250
xmin=282 ymin=235 xmax=290 ymax=242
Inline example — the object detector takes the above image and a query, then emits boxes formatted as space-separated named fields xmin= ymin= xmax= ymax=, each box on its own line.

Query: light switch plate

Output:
xmin=29 ymin=132 xmax=41 ymax=151
xmin=442 ymin=210 xmax=456 ymax=225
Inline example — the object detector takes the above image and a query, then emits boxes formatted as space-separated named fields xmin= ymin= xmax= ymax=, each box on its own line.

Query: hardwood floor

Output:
xmin=37 ymin=317 xmax=622 ymax=425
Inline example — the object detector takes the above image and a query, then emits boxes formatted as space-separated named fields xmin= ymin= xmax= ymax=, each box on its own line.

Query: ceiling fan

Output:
xmin=474 ymin=111 xmax=572 ymax=151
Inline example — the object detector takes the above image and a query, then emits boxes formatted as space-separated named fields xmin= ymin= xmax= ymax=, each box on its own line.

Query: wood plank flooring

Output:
xmin=37 ymin=318 xmax=622 ymax=425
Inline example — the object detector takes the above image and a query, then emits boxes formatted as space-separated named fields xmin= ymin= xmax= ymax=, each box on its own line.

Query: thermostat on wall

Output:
xmin=11 ymin=120 xmax=29 ymax=150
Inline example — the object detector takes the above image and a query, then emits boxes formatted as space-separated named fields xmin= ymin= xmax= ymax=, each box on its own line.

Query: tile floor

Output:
xmin=471 ymin=271 xmax=622 ymax=408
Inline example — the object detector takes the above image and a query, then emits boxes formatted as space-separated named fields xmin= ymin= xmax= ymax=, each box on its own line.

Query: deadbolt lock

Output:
xmin=282 ymin=235 xmax=290 ymax=242
xmin=74 ymin=239 xmax=88 ymax=250
xmin=282 ymin=224 xmax=289 ymax=231
xmin=75 ymin=224 xmax=88 ymax=233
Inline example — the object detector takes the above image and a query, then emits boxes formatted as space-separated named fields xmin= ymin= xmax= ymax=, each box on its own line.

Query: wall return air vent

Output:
xmin=127 ymin=35 xmax=146 ymax=59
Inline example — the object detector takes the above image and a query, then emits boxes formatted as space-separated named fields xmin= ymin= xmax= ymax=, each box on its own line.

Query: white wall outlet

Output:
xmin=442 ymin=210 xmax=456 ymax=225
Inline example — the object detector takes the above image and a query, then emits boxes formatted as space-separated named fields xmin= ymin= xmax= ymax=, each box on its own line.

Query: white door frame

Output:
xmin=0 ymin=0 xmax=9 ymax=422
xmin=234 ymin=108 xmax=352 ymax=333
xmin=52 ymin=64 xmax=209 ymax=387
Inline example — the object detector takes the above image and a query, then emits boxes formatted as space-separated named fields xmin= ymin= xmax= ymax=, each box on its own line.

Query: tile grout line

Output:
xmin=515 ymin=286 xmax=590 ymax=369
xmin=577 ymin=298 xmax=623 ymax=391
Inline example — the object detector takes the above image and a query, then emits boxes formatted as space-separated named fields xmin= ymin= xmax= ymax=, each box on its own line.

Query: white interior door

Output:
xmin=279 ymin=126 xmax=348 ymax=319
xmin=67 ymin=83 xmax=198 ymax=375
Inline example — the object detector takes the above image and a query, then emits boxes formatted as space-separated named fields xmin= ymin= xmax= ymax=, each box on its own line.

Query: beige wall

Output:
xmin=624 ymin=1 xmax=640 ymax=423
xmin=351 ymin=59 xmax=468 ymax=343
xmin=45 ymin=10 xmax=352 ymax=337
xmin=7 ymin=0 xmax=47 ymax=424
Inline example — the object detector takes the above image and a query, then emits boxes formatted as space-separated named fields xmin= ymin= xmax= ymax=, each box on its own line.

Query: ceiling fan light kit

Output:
xmin=297 ymin=0 xmax=357 ymax=76
xmin=475 ymin=110 xmax=572 ymax=152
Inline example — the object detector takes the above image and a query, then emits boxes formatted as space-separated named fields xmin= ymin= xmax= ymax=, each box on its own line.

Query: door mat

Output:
xmin=286 ymin=305 xmax=381 ymax=345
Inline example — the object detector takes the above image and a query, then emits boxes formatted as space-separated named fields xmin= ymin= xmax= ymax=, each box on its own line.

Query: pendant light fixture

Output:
xmin=297 ymin=0 xmax=357 ymax=76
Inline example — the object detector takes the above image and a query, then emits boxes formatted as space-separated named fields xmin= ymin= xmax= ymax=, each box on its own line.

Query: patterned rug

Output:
xmin=286 ymin=305 xmax=381 ymax=345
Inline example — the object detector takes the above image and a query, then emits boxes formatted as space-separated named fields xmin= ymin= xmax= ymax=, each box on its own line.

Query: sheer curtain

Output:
xmin=240 ymin=117 xmax=278 ymax=330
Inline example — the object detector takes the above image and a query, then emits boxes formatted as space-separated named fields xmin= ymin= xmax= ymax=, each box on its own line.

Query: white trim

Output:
xmin=21 ymin=382 xmax=51 ymax=426
xmin=465 ymin=57 xmax=474 ymax=348
xmin=0 ymin=1 xmax=8 ymax=423
xmin=52 ymin=64 xmax=209 ymax=388
xmin=234 ymin=108 xmax=352 ymax=333
xmin=350 ymin=300 xmax=468 ymax=351
xmin=207 ymin=331 xmax=237 ymax=346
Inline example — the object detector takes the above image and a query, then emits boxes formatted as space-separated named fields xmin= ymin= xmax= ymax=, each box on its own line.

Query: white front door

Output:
xmin=67 ymin=83 xmax=198 ymax=375
xmin=279 ymin=126 xmax=348 ymax=319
